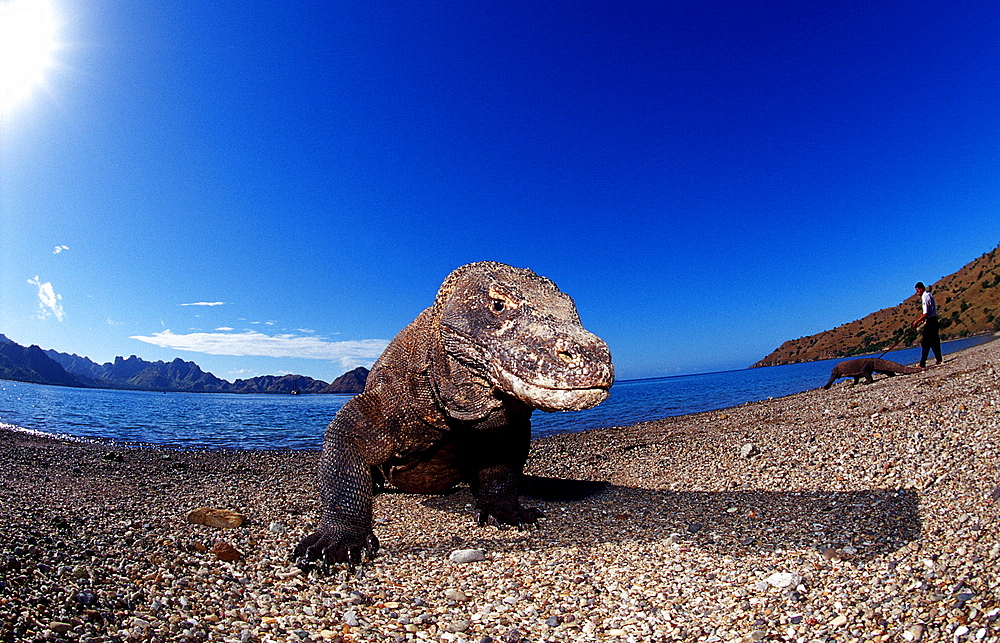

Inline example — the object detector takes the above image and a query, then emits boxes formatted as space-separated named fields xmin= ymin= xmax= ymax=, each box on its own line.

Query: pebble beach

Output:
xmin=2 ymin=338 xmax=999 ymax=643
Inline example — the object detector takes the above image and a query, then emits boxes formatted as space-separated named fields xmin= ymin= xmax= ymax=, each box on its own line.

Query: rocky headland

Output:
xmin=1 ymin=339 xmax=999 ymax=642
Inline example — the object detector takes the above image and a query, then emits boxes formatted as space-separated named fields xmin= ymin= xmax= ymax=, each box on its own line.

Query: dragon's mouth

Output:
xmin=494 ymin=365 xmax=610 ymax=412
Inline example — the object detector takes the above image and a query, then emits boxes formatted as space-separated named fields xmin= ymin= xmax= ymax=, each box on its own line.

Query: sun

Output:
xmin=0 ymin=0 xmax=59 ymax=114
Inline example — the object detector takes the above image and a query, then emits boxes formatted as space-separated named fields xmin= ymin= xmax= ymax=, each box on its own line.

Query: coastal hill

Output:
xmin=0 ymin=339 xmax=86 ymax=388
xmin=753 ymin=244 xmax=1000 ymax=367
xmin=320 ymin=366 xmax=370 ymax=394
xmin=0 ymin=334 xmax=368 ymax=394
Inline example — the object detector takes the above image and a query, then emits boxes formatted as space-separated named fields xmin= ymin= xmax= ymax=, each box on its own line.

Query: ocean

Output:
xmin=0 ymin=335 xmax=993 ymax=450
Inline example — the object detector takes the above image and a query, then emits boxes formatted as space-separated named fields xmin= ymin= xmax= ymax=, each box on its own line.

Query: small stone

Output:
xmin=74 ymin=589 xmax=98 ymax=607
xmin=268 ymin=521 xmax=287 ymax=534
xmin=902 ymin=624 xmax=924 ymax=641
xmin=444 ymin=588 xmax=470 ymax=602
xmin=211 ymin=540 xmax=242 ymax=562
xmin=545 ymin=615 xmax=560 ymax=627
xmin=344 ymin=610 xmax=360 ymax=627
xmin=186 ymin=507 xmax=246 ymax=529
xmin=956 ymin=592 xmax=976 ymax=608
xmin=687 ymin=522 xmax=704 ymax=534
xmin=49 ymin=622 xmax=73 ymax=634
xmin=503 ymin=629 xmax=523 ymax=643
xmin=447 ymin=619 xmax=471 ymax=633
xmin=449 ymin=548 xmax=486 ymax=563
xmin=821 ymin=547 xmax=842 ymax=562
xmin=829 ymin=614 xmax=848 ymax=627
xmin=765 ymin=572 xmax=801 ymax=589
xmin=740 ymin=443 xmax=760 ymax=459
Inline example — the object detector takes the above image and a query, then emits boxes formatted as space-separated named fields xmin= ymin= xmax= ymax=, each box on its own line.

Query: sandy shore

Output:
xmin=2 ymin=340 xmax=999 ymax=643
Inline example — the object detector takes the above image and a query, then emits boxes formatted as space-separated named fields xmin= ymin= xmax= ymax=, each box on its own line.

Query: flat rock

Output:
xmin=449 ymin=548 xmax=486 ymax=563
xmin=186 ymin=507 xmax=246 ymax=529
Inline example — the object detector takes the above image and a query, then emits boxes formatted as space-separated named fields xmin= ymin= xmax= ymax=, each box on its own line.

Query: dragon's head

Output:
xmin=434 ymin=262 xmax=613 ymax=413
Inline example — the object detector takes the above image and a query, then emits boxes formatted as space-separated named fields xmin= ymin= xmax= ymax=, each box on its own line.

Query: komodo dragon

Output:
xmin=822 ymin=358 xmax=923 ymax=389
xmin=293 ymin=262 xmax=614 ymax=569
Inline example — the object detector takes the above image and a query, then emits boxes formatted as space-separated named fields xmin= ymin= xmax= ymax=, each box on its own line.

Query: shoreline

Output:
xmin=4 ymin=333 xmax=995 ymax=452
xmin=2 ymin=341 xmax=999 ymax=642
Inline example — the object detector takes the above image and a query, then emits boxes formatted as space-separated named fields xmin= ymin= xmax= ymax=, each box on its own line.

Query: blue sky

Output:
xmin=1 ymin=0 xmax=998 ymax=383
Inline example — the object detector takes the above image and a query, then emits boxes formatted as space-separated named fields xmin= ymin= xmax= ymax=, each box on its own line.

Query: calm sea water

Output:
xmin=1 ymin=336 xmax=993 ymax=450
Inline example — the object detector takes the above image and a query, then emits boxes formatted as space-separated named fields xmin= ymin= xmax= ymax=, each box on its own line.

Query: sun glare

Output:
xmin=0 ymin=0 xmax=58 ymax=114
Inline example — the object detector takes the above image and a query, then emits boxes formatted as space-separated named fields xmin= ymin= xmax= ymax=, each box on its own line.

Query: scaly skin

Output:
xmin=293 ymin=262 xmax=614 ymax=570
xmin=823 ymin=358 xmax=923 ymax=389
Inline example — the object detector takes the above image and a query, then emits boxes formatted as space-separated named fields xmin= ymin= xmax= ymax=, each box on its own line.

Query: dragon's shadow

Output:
xmin=418 ymin=475 xmax=921 ymax=561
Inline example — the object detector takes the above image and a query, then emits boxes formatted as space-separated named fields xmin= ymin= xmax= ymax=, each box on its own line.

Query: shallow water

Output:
xmin=0 ymin=335 xmax=992 ymax=449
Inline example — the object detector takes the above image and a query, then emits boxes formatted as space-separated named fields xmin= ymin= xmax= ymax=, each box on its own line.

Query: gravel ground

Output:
xmin=2 ymin=338 xmax=999 ymax=643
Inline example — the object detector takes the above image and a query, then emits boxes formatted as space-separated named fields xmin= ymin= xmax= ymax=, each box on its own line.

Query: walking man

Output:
xmin=912 ymin=282 xmax=942 ymax=367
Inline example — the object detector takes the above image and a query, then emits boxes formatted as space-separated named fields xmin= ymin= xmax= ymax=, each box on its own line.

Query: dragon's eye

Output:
xmin=490 ymin=299 xmax=505 ymax=313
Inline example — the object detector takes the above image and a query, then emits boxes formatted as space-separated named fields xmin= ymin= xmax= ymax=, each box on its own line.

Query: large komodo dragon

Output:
xmin=293 ymin=262 xmax=614 ymax=569
xmin=822 ymin=358 xmax=923 ymax=389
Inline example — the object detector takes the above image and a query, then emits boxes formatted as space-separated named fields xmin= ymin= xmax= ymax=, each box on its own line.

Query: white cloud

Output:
xmin=27 ymin=276 xmax=64 ymax=321
xmin=215 ymin=326 xmax=234 ymax=331
xmin=53 ymin=245 xmax=69 ymax=254
xmin=130 ymin=329 xmax=389 ymax=363
xmin=179 ymin=301 xmax=226 ymax=307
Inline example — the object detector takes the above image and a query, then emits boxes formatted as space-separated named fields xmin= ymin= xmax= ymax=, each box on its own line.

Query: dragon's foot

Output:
xmin=475 ymin=499 xmax=543 ymax=531
xmin=292 ymin=525 xmax=379 ymax=573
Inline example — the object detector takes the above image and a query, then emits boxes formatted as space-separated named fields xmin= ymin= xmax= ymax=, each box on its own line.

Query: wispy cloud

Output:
xmin=179 ymin=301 xmax=226 ymax=307
xmin=27 ymin=276 xmax=65 ymax=321
xmin=53 ymin=245 xmax=69 ymax=254
xmin=215 ymin=326 xmax=234 ymax=331
xmin=130 ymin=330 xmax=389 ymax=366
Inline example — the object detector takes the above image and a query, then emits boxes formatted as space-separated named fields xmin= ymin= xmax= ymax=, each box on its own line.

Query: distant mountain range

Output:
xmin=0 ymin=334 xmax=368 ymax=394
xmin=753 ymin=243 xmax=1000 ymax=367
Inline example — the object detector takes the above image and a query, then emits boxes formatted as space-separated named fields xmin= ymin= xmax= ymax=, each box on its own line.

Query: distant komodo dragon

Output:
xmin=822 ymin=358 xmax=923 ymax=389
xmin=293 ymin=262 xmax=614 ymax=569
